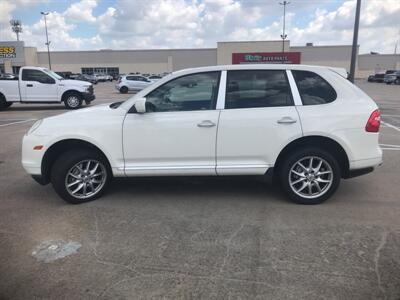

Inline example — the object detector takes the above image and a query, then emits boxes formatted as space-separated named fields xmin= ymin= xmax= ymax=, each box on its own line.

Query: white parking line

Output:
xmin=380 ymin=143 xmax=400 ymax=148
xmin=381 ymin=121 xmax=400 ymax=132
xmin=382 ymin=114 xmax=400 ymax=118
xmin=0 ymin=119 xmax=37 ymax=127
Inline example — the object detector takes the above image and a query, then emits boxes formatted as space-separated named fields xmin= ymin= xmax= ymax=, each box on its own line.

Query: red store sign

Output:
xmin=232 ymin=52 xmax=301 ymax=64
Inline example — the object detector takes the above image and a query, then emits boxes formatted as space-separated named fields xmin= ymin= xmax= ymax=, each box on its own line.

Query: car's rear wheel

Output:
xmin=395 ymin=78 xmax=400 ymax=85
xmin=64 ymin=92 xmax=83 ymax=109
xmin=279 ymin=148 xmax=341 ymax=204
xmin=51 ymin=149 xmax=110 ymax=204
xmin=120 ymin=86 xmax=128 ymax=94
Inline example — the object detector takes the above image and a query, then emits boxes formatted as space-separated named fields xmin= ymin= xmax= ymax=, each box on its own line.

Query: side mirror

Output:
xmin=134 ymin=98 xmax=146 ymax=114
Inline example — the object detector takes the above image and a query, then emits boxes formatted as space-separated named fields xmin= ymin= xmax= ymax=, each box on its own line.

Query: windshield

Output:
xmin=43 ymin=69 xmax=63 ymax=80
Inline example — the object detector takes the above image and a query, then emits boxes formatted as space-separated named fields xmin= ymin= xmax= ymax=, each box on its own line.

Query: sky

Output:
xmin=0 ymin=0 xmax=399 ymax=54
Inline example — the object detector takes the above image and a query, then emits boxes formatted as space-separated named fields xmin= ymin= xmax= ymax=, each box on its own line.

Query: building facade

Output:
xmin=1 ymin=40 xmax=399 ymax=78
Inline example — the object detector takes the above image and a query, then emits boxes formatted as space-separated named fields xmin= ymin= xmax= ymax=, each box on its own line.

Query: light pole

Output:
xmin=10 ymin=20 xmax=22 ymax=41
xmin=41 ymin=11 xmax=52 ymax=70
xmin=279 ymin=1 xmax=290 ymax=53
xmin=349 ymin=0 xmax=361 ymax=83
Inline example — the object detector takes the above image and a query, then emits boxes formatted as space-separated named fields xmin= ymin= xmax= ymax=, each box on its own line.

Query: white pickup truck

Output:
xmin=0 ymin=66 xmax=95 ymax=110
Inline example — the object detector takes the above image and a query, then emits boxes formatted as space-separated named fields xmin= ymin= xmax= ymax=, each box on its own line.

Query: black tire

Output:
xmin=63 ymin=92 xmax=83 ymax=109
xmin=120 ymin=86 xmax=128 ymax=94
xmin=50 ymin=149 xmax=111 ymax=204
xmin=279 ymin=147 xmax=341 ymax=205
xmin=395 ymin=78 xmax=400 ymax=85
xmin=0 ymin=94 xmax=12 ymax=110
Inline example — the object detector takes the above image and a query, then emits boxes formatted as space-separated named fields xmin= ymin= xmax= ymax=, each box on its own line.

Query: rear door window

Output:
xmin=292 ymin=70 xmax=337 ymax=105
xmin=225 ymin=70 xmax=293 ymax=109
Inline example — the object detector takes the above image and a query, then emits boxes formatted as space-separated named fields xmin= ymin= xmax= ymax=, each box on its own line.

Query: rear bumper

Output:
xmin=345 ymin=167 xmax=374 ymax=179
xmin=350 ymin=156 xmax=382 ymax=170
xmin=345 ymin=156 xmax=382 ymax=179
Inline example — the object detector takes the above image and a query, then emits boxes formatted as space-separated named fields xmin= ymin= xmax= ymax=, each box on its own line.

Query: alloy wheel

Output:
xmin=65 ymin=160 xmax=107 ymax=199
xmin=288 ymin=156 xmax=333 ymax=199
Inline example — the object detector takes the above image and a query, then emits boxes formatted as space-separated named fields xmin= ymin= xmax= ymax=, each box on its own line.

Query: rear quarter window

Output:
xmin=292 ymin=70 xmax=337 ymax=105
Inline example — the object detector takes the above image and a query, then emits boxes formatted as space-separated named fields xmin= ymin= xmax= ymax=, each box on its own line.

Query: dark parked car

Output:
xmin=76 ymin=74 xmax=98 ymax=84
xmin=111 ymin=73 xmax=120 ymax=80
xmin=69 ymin=73 xmax=81 ymax=80
xmin=384 ymin=71 xmax=400 ymax=85
xmin=0 ymin=73 xmax=18 ymax=80
xmin=367 ymin=73 xmax=385 ymax=83
xmin=55 ymin=71 xmax=72 ymax=79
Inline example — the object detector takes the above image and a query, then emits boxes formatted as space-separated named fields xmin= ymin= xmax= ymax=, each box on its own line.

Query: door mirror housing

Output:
xmin=133 ymin=98 xmax=146 ymax=114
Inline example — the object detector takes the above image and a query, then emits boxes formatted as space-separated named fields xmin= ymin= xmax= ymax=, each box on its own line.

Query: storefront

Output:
xmin=1 ymin=39 xmax=397 ymax=78
xmin=0 ymin=41 xmax=26 ymax=74
xmin=232 ymin=52 xmax=301 ymax=64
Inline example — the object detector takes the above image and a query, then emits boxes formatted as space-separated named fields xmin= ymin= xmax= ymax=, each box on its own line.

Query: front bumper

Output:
xmin=22 ymin=134 xmax=45 ymax=176
xmin=384 ymin=77 xmax=396 ymax=83
xmin=82 ymin=92 xmax=95 ymax=102
xmin=32 ymin=175 xmax=49 ymax=185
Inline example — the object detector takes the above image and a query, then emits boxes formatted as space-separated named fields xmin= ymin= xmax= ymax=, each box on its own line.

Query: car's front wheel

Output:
xmin=51 ymin=149 xmax=110 ymax=204
xmin=279 ymin=148 xmax=341 ymax=204
xmin=64 ymin=92 xmax=83 ymax=109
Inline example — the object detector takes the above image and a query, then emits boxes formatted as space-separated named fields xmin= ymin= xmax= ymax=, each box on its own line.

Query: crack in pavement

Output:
xmin=218 ymin=223 xmax=245 ymax=276
xmin=374 ymin=229 xmax=388 ymax=300
xmin=91 ymin=211 xmax=138 ymax=275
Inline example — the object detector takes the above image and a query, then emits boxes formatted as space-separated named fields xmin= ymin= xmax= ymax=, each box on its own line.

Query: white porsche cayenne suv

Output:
xmin=22 ymin=64 xmax=382 ymax=204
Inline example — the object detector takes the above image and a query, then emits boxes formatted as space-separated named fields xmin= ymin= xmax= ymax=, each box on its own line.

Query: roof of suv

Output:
xmin=170 ymin=64 xmax=348 ymax=78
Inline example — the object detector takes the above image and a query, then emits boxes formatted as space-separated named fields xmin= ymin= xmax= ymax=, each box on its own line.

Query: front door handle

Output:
xmin=26 ymin=84 xmax=33 ymax=87
xmin=197 ymin=120 xmax=216 ymax=128
xmin=277 ymin=117 xmax=297 ymax=124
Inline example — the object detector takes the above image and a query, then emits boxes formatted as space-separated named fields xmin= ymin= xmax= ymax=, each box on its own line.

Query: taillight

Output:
xmin=365 ymin=109 xmax=381 ymax=132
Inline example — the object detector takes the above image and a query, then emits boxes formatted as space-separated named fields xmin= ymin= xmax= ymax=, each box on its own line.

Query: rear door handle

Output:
xmin=197 ymin=120 xmax=216 ymax=128
xmin=26 ymin=84 xmax=33 ymax=87
xmin=277 ymin=117 xmax=297 ymax=124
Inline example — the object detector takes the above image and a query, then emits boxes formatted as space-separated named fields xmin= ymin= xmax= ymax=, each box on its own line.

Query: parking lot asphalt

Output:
xmin=0 ymin=81 xmax=399 ymax=299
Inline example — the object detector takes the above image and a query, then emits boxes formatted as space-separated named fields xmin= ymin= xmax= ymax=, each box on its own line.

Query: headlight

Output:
xmin=27 ymin=119 xmax=43 ymax=135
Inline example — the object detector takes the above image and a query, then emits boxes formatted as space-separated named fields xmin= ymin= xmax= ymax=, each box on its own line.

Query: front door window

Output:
xmin=145 ymin=72 xmax=220 ymax=112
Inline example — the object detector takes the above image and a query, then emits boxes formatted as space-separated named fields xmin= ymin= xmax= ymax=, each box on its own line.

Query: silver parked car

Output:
xmin=384 ymin=70 xmax=400 ymax=85
xmin=115 ymin=75 xmax=153 ymax=93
